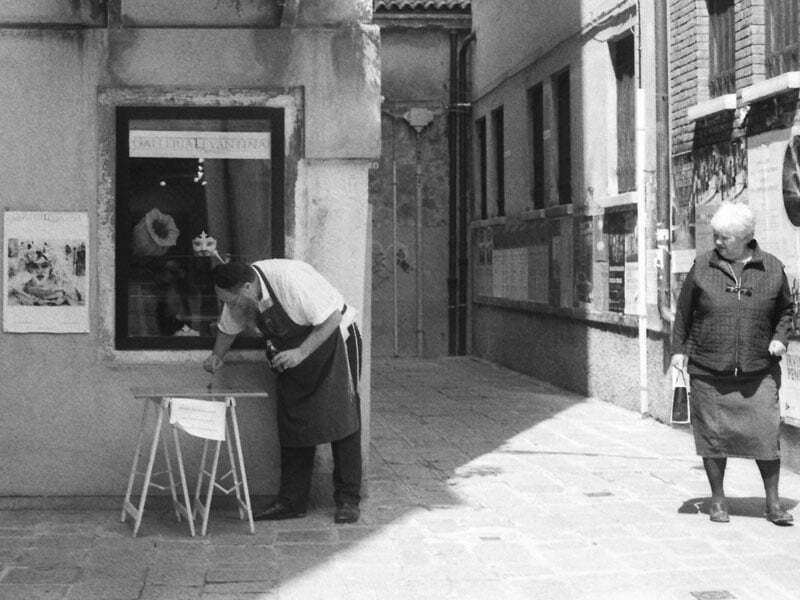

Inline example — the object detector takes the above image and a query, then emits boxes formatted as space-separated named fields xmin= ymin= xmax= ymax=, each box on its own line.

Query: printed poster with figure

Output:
xmin=3 ymin=211 xmax=89 ymax=333
xmin=747 ymin=127 xmax=800 ymax=424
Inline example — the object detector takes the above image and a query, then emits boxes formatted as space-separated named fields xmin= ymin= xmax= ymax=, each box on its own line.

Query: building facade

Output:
xmin=0 ymin=0 xmax=380 ymax=496
xmin=467 ymin=0 xmax=672 ymax=417
xmin=466 ymin=0 xmax=800 ymax=469
xmin=670 ymin=0 xmax=800 ymax=468
xmin=371 ymin=0 xmax=471 ymax=358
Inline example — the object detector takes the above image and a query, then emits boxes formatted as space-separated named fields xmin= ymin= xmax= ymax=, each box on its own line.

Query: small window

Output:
xmin=491 ymin=107 xmax=505 ymax=217
xmin=611 ymin=34 xmax=636 ymax=193
xmin=528 ymin=84 xmax=545 ymax=209
xmin=553 ymin=69 xmax=571 ymax=205
xmin=766 ymin=0 xmax=800 ymax=77
xmin=115 ymin=106 xmax=284 ymax=350
xmin=476 ymin=117 xmax=488 ymax=219
xmin=708 ymin=0 xmax=736 ymax=96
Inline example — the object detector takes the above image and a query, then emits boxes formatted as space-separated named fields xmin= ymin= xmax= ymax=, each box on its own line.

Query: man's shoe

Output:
xmin=709 ymin=500 xmax=730 ymax=523
xmin=253 ymin=501 xmax=306 ymax=521
xmin=334 ymin=503 xmax=360 ymax=524
xmin=765 ymin=506 xmax=794 ymax=526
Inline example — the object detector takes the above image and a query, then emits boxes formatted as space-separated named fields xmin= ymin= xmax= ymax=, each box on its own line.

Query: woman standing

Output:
xmin=671 ymin=202 xmax=794 ymax=525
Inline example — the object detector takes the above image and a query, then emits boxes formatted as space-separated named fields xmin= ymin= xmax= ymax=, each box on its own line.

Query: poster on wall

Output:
xmin=3 ymin=211 xmax=89 ymax=333
xmin=749 ymin=127 xmax=800 ymax=283
xmin=747 ymin=126 xmax=800 ymax=424
xmin=692 ymin=139 xmax=748 ymax=253
xmin=573 ymin=216 xmax=594 ymax=309
xmin=605 ymin=210 xmax=629 ymax=314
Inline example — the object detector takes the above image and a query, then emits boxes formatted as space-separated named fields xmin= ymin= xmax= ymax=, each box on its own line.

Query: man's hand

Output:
xmin=203 ymin=353 xmax=224 ymax=374
xmin=271 ymin=348 xmax=307 ymax=372
xmin=769 ymin=340 xmax=787 ymax=357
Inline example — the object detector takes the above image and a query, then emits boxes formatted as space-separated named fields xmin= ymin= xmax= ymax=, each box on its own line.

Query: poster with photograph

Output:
xmin=4 ymin=211 xmax=89 ymax=333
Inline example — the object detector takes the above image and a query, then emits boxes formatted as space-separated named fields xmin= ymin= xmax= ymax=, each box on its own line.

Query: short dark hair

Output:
xmin=211 ymin=261 xmax=255 ymax=291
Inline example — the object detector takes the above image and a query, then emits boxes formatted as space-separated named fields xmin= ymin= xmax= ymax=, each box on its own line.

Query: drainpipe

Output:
xmin=654 ymin=0 xmax=673 ymax=324
xmin=636 ymin=88 xmax=648 ymax=417
xmin=635 ymin=0 xmax=649 ymax=417
xmin=448 ymin=31 xmax=459 ymax=355
xmin=392 ymin=159 xmax=399 ymax=357
xmin=456 ymin=31 xmax=476 ymax=355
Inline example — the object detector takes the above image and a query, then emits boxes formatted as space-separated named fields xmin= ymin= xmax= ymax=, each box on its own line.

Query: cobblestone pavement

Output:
xmin=2 ymin=357 xmax=800 ymax=600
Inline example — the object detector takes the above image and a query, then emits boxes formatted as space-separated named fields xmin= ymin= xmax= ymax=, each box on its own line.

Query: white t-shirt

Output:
xmin=217 ymin=259 xmax=357 ymax=338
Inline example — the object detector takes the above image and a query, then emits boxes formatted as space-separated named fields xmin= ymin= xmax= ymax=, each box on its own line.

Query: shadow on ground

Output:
xmin=679 ymin=496 xmax=799 ymax=520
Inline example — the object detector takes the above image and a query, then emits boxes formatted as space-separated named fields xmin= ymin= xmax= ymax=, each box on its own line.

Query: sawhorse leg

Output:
xmin=228 ymin=398 xmax=255 ymax=533
xmin=121 ymin=398 xmax=164 ymax=537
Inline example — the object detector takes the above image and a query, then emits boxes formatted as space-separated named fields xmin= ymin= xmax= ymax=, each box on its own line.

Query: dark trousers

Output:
xmin=278 ymin=323 xmax=362 ymax=510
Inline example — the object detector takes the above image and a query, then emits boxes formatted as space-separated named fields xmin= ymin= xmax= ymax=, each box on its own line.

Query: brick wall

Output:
xmin=670 ymin=0 xmax=704 ymax=154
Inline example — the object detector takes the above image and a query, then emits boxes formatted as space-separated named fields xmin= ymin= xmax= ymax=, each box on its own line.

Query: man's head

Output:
xmin=211 ymin=261 xmax=260 ymax=308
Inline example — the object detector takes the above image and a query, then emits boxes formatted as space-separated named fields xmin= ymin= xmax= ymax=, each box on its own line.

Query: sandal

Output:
xmin=709 ymin=500 xmax=730 ymax=523
xmin=765 ymin=506 xmax=794 ymax=526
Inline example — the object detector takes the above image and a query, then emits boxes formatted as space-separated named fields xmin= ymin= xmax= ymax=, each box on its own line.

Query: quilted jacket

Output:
xmin=672 ymin=243 xmax=794 ymax=376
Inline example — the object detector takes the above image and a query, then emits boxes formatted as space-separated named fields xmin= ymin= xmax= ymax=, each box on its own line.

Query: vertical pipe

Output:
xmin=457 ymin=32 xmax=476 ymax=355
xmin=448 ymin=31 xmax=460 ymax=355
xmin=655 ymin=0 xmax=672 ymax=322
xmin=392 ymin=160 xmax=399 ymax=357
xmin=415 ymin=132 xmax=424 ymax=357
xmin=636 ymin=88 xmax=648 ymax=416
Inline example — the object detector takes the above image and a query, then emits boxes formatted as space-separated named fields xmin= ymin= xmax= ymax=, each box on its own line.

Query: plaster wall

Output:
xmin=370 ymin=26 xmax=455 ymax=357
xmin=471 ymin=0 xmax=582 ymax=98
xmin=0 ymin=0 xmax=103 ymax=24
xmin=471 ymin=305 xmax=672 ymax=419
xmin=0 ymin=15 xmax=380 ymax=496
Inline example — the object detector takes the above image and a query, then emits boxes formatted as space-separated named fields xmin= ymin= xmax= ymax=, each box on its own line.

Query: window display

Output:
xmin=115 ymin=107 xmax=284 ymax=350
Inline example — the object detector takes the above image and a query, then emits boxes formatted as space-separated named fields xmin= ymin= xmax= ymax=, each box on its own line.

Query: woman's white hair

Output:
xmin=710 ymin=201 xmax=756 ymax=237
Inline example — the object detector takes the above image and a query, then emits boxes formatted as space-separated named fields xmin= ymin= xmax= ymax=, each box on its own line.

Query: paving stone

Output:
xmin=146 ymin=564 xmax=206 ymax=586
xmin=0 ymin=584 xmax=70 ymax=600
xmin=204 ymin=566 xmax=278 ymax=583
xmin=202 ymin=581 xmax=277 ymax=593
xmin=15 ymin=547 xmax=87 ymax=569
xmin=64 ymin=580 xmax=143 ymax=600
xmin=139 ymin=584 xmax=202 ymax=600
xmin=1 ymin=568 xmax=80 ymax=585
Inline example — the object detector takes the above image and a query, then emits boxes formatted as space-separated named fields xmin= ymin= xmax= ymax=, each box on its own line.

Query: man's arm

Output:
xmin=271 ymin=310 xmax=342 ymax=372
xmin=203 ymin=330 xmax=238 ymax=373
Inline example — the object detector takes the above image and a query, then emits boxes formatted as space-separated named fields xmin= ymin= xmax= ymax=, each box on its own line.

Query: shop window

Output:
xmin=491 ymin=106 xmax=505 ymax=216
xmin=611 ymin=34 xmax=636 ymax=193
xmin=476 ymin=116 xmax=488 ymax=219
xmin=766 ymin=0 xmax=800 ymax=77
xmin=553 ymin=69 xmax=572 ymax=204
xmin=528 ymin=83 xmax=545 ymax=209
xmin=708 ymin=0 xmax=736 ymax=96
xmin=115 ymin=106 xmax=284 ymax=350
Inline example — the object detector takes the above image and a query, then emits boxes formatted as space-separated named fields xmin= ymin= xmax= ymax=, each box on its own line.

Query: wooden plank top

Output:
xmin=130 ymin=386 xmax=268 ymax=399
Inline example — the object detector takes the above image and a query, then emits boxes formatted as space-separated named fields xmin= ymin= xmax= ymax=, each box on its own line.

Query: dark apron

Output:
xmin=252 ymin=265 xmax=359 ymax=447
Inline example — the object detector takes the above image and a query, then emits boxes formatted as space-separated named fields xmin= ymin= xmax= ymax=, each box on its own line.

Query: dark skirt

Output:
xmin=690 ymin=367 xmax=781 ymax=460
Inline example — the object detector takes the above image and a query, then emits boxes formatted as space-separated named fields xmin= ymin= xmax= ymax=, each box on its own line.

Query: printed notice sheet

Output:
xmin=169 ymin=398 xmax=227 ymax=441
xmin=3 ymin=211 xmax=89 ymax=333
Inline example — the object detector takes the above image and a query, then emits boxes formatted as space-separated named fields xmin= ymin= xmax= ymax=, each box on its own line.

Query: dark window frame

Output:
xmin=611 ymin=34 xmax=636 ymax=193
xmin=476 ymin=116 xmax=488 ymax=219
xmin=491 ymin=106 xmax=505 ymax=217
xmin=114 ymin=105 xmax=285 ymax=351
xmin=528 ymin=84 xmax=545 ymax=209
xmin=708 ymin=0 xmax=736 ymax=96
xmin=553 ymin=69 xmax=572 ymax=205
xmin=766 ymin=0 xmax=800 ymax=77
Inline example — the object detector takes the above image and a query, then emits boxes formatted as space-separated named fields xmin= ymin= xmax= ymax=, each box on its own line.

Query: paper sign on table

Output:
xmin=168 ymin=398 xmax=227 ymax=441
